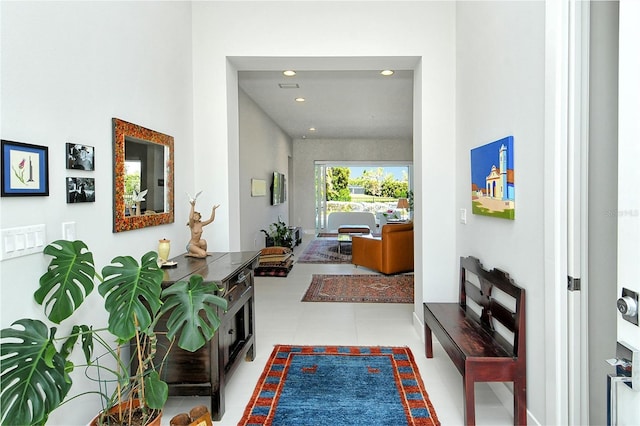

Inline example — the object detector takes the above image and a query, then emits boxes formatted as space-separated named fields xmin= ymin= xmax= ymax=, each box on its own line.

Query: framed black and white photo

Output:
xmin=66 ymin=177 xmax=95 ymax=203
xmin=66 ymin=143 xmax=95 ymax=171
xmin=1 ymin=140 xmax=49 ymax=197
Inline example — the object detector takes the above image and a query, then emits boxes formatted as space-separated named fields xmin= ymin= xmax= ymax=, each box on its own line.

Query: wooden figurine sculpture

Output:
xmin=186 ymin=197 xmax=219 ymax=258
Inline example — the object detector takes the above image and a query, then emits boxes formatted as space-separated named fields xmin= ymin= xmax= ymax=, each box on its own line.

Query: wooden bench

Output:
xmin=423 ymin=256 xmax=526 ymax=425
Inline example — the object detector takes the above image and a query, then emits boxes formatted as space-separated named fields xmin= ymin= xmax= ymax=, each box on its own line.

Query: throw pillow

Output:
xmin=260 ymin=246 xmax=292 ymax=256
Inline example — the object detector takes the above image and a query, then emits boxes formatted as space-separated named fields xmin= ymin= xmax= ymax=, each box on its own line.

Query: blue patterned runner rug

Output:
xmin=239 ymin=345 xmax=440 ymax=426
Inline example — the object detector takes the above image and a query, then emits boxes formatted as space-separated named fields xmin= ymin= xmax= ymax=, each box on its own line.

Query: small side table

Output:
xmin=337 ymin=225 xmax=371 ymax=254
xmin=289 ymin=226 xmax=302 ymax=247
xmin=337 ymin=233 xmax=351 ymax=254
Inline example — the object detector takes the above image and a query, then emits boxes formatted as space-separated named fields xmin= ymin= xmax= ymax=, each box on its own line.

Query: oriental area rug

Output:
xmin=296 ymin=238 xmax=352 ymax=264
xmin=302 ymin=274 xmax=414 ymax=304
xmin=239 ymin=345 xmax=440 ymax=426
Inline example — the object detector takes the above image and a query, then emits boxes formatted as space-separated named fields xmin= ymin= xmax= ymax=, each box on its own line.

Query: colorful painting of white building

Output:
xmin=470 ymin=136 xmax=515 ymax=219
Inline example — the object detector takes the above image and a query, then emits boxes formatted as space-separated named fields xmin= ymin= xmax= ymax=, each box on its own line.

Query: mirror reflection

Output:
xmin=124 ymin=137 xmax=168 ymax=216
xmin=112 ymin=118 xmax=174 ymax=233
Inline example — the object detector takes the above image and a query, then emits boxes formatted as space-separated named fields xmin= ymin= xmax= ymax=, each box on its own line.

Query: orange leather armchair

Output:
xmin=351 ymin=222 xmax=414 ymax=275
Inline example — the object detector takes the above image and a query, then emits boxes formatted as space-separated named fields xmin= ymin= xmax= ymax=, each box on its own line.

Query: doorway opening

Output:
xmin=315 ymin=161 xmax=413 ymax=232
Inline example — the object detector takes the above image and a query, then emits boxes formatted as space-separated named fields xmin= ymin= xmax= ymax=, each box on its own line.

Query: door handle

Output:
xmin=606 ymin=341 xmax=639 ymax=391
xmin=607 ymin=374 xmax=633 ymax=426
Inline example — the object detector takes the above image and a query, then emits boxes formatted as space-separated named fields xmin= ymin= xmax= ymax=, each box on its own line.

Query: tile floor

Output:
xmin=162 ymin=234 xmax=514 ymax=425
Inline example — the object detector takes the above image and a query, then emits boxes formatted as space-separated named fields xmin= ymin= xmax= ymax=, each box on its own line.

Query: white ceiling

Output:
xmin=238 ymin=69 xmax=414 ymax=140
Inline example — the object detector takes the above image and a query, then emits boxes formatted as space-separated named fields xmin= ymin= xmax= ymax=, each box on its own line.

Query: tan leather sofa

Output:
xmin=351 ymin=222 xmax=414 ymax=275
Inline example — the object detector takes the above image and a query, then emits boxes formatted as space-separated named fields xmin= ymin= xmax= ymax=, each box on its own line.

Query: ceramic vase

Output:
xmin=158 ymin=239 xmax=171 ymax=263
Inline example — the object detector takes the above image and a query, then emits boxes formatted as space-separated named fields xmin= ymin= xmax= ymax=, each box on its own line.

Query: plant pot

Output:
xmin=89 ymin=399 xmax=162 ymax=426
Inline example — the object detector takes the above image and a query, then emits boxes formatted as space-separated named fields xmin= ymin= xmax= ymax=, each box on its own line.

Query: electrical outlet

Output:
xmin=62 ymin=222 xmax=76 ymax=240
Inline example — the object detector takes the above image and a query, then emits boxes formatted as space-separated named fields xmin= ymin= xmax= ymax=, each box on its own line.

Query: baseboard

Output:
xmin=487 ymin=381 xmax=540 ymax=425
xmin=412 ymin=310 xmax=423 ymax=341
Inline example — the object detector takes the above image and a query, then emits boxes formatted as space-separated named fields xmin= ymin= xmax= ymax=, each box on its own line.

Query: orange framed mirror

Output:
xmin=112 ymin=118 xmax=174 ymax=232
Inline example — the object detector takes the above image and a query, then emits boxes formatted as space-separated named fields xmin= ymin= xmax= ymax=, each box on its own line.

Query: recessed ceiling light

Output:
xmin=380 ymin=70 xmax=394 ymax=76
xmin=309 ymin=127 xmax=316 ymax=132
xmin=295 ymin=97 xmax=305 ymax=102
xmin=283 ymin=70 xmax=296 ymax=77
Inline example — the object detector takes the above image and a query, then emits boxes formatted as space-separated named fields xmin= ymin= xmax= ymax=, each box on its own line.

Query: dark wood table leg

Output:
xmin=424 ymin=323 xmax=434 ymax=358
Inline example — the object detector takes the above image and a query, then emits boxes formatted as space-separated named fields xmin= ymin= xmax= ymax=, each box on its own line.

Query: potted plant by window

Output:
xmin=261 ymin=217 xmax=293 ymax=248
xmin=0 ymin=239 xmax=227 ymax=426
xmin=407 ymin=189 xmax=414 ymax=220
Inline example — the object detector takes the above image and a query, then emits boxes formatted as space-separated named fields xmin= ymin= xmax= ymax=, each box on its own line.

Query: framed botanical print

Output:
xmin=1 ymin=140 xmax=49 ymax=196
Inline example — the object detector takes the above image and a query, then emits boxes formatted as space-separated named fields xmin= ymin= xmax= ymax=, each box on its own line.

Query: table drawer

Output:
xmin=221 ymin=266 xmax=252 ymax=306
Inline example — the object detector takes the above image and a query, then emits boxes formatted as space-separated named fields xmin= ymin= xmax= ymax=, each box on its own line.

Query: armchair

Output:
xmin=351 ymin=222 xmax=414 ymax=275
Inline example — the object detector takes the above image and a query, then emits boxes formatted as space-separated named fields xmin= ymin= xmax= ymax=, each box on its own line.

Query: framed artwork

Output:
xmin=66 ymin=177 xmax=95 ymax=203
xmin=66 ymin=143 xmax=95 ymax=171
xmin=251 ymin=178 xmax=266 ymax=197
xmin=1 ymin=140 xmax=49 ymax=197
xmin=470 ymin=135 xmax=515 ymax=220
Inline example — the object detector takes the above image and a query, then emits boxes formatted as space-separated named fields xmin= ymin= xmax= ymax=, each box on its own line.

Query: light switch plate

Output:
xmin=0 ymin=224 xmax=46 ymax=261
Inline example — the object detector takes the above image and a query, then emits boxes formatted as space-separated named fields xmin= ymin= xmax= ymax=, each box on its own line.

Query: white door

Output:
xmin=613 ymin=0 xmax=640 ymax=423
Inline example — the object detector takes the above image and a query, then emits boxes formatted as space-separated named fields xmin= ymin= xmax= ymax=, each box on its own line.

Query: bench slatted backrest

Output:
xmin=459 ymin=256 xmax=526 ymax=359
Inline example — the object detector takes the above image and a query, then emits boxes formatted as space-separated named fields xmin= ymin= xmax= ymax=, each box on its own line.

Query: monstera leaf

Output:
xmin=143 ymin=370 xmax=169 ymax=410
xmin=0 ymin=319 xmax=72 ymax=426
xmin=98 ymin=251 xmax=164 ymax=343
xmin=34 ymin=240 xmax=96 ymax=324
xmin=61 ymin=324 xmax=94 ymax=364
xmin=160 ymin=275 xmax=228 ymax=352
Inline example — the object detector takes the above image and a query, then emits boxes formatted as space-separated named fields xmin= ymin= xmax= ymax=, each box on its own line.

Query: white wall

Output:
xmin=238 ymin=88 xmax=292 ymax=250
xmin=191 ymin=1 xmax=458 ymax=341
xmin=292 ymin=138 xmax=412 ymax=231
xmin=455 ymin=1 xmax=545 ymax=422
xmin=0 ymin=1 xmax=194 ymax=423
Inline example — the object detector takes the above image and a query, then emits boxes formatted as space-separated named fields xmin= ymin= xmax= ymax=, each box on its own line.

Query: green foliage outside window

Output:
xmin=124 ymin=172 xmax=140 ymax=195
xmin=326 ymin=167 xmax=351 ymax=201
xmin=350 ymin=168 xmax=408 ymax=198
xmin=324 ymin=166 xmax=411 ymax=214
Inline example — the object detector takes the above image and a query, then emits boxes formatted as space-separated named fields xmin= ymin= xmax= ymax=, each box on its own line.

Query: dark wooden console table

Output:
xmin=152 ymin=251 xmax=259 ymax=421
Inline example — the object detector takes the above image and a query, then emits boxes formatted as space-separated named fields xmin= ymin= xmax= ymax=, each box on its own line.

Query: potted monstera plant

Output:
xmin=261 ymin=217 xmax=293 ymax=248
xmin=0 ymin=239 xmax=227 ymax=426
